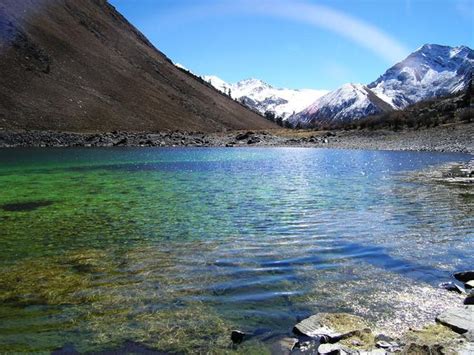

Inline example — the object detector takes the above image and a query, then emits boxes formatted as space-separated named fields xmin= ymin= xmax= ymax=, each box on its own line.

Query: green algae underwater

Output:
xmin=0 ymin=147 xmax=472 ymax=353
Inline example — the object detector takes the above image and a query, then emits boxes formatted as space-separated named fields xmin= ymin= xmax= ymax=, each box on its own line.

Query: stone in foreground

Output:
xmin=436 ymin=306 xmax=474 ymax=334
xmin=293 ymin=313 xmax=373 ymax=346
xmin=454 ymin=271 xmax=474 ymax=283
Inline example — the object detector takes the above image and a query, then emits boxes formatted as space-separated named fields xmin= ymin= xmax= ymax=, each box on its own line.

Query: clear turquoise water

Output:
xmin=0 ymin=148 xmax=472 ymax=353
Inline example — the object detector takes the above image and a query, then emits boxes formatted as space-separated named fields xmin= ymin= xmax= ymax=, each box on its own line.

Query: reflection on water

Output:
xmin=0 ymin=148 xmax=472 ymax=352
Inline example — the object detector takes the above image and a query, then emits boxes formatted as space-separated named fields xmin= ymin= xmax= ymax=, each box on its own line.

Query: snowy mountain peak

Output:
xmin=202 ymin=75 xmax=328 ymax=119
xmin=289 ymin=44 xmax=472 ymax=128
xmin=236 ymin=78 xmax=271 ymax=88
xmin=289 ymin=83 xmax=392 ymax=126
xmin=368 ymin=44 xmax=473 ymax=108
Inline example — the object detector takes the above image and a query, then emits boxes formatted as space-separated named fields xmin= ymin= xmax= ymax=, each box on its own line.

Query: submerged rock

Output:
xmin=454 ymin=271 xmax=474 ymax=283
xmin=268 ymin=336 xmax=299 ymax=354
xmin=230 ymin=330 xmax=248 ymax=344
xmin=436 ymin=306 xmax=474 ymax=334
xmin=439 ymin=281 xmax=466 ymax=294
xmin=1 ymin=200 xmax=54 ymax=212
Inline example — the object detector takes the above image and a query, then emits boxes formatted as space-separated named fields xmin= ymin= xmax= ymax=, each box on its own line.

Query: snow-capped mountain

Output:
xmin=203 ymin=76 xmax=328 ymax=119
xmin=368 ymin=44 xmax=474 ymax=109
xmin=289 ymin=83 xmax=392 ymax=126
xmin=291 ymin=44 xmax=473 ymax=127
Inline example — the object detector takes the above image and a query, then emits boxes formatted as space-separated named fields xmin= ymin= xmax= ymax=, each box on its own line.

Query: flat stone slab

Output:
xmin=436 ymin=306 xmax=474 ymax=334
xmin=294 ymin=314 xmax=344 ymax=340
xmin=294 ymin=320 xmax=341 ymax=340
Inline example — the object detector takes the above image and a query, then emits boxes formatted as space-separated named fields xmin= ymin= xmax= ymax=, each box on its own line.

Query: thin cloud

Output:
xmin=256 ymin=0 xmax=409 ymax=64
xmin=456 ymin=0 xmax=474 ymax=20
xmin=157 ymin=0 xmax=409 ymax=64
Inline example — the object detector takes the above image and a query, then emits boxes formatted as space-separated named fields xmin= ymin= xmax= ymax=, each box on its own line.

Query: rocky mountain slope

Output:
xmin=291 ymin=44 xmax=473 ymax=127
xmin=0 ymin=0 xmax=276 ymax=132
xmin=203 ymin=76 xmax=328 ymax=119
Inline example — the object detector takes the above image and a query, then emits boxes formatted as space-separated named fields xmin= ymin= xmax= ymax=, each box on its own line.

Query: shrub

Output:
xmin=458 ymin=107 xmax=473 ymax=123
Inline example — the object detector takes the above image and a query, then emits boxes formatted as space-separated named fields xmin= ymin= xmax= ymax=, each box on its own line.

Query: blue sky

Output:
xmin=110 ymin=0 xmax=474 ymax=90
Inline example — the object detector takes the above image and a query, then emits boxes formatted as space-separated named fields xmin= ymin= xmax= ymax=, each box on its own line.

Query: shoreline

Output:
xmin=0 ymin=122 xmax=473 ymax=154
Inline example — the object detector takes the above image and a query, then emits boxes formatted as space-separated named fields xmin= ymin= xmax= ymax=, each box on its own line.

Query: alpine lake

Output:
xmin=0 ymin=147 xmax=472 ymax=353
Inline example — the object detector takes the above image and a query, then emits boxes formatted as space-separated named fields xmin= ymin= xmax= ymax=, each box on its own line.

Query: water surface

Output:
xmin=0 ymin=148 xmax=472 ymax=353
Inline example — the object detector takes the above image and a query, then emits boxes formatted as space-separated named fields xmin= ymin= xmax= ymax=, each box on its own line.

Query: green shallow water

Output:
xmin=0 ymin=147 xmax=472 ymax=353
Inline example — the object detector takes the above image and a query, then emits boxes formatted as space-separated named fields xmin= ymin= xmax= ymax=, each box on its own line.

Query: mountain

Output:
xmin=203 ymin=76 xmax=328 ymax=119
xmin=289 ymin=83 xmax=393 ymax=127
xmin=291 ymin=44 xmax=473 ymax=127
xmin=0 ymin=0 xmax=276 ymax=132
xmin=369 ymin=44 xmax=474 ymax=109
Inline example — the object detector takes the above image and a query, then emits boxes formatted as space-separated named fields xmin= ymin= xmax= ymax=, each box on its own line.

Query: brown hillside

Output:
xmin=0 ymin=0 xmax=276 ymax=132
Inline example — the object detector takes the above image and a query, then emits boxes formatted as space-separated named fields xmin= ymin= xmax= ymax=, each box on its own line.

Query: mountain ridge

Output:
xmin=290 ymin=44 xmax=473 ymax=127
xmin=202 ymin=75 xmax=329 ymax=120
xmin=0 ymin=0 xmax=276 ymax=132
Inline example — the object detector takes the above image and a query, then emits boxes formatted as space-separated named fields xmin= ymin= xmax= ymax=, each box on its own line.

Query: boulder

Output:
xmin=236 ymin=132 xmax=253 ymax=141
xmin=247 ymin=137 xmax=261 ymax=145
xmin=436 ymin=306 xmax=474 ymax=334
xmin=454 ymin=271 xmax=474 ymax=283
